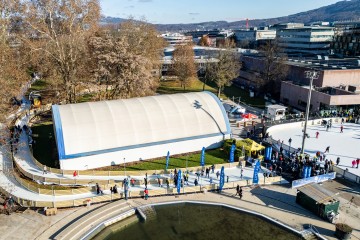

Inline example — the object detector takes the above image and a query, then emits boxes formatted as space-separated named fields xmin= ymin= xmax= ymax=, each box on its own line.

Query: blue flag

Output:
xmin=252 ymin=160 xmax=261 ymax=184
xmin=306 ymin=166 xmax=312 ymax=178
xmin=177 ymin=170 xmax=182 ymax=194
xmin=200 ymin=147 xmax=205 ymax=166
xmin=229 ymin=144 xmax=236 ymax=163
xmin=165 ymin=151 xmax=170 ymax=170
xmin=303 ymin=166 xmax=307 ymax=179
xmin=219 ymin=166 xmax=225 ymax=191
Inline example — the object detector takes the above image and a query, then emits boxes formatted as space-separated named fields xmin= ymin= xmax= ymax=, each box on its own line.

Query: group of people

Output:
xmin=351 ymin=159 xmax=360 ymax=168
xmin=234 ymin=185 xmax=243 ymax=199
xmin=1 ymin=196 xmax=15 ymax=215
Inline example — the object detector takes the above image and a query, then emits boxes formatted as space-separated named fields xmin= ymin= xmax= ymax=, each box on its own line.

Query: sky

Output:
xmin=100 ymin=0 xmax=342 ymax=24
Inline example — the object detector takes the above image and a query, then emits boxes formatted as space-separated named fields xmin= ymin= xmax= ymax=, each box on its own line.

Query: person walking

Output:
xmin=336 ymin=157 xmax=340 ymax=166
xmin=239 ymin=187 xmax=243 ymax=199
xmin=166 ymin=178 xmax=170 ymax=188
xmin=43 ymin=165 xmax=47 ymax=175
xmin=325 ymin=146 xmax=330 ymax=153
xmin=96 ymin=183 xmax=100 ymax=195
xmin=211 ymin=164 xmax=215 ymax=173
xmin=235 ymin=184 xmax=240 ymax=196
xmin=144 ymin=177 xmax=148 ymax=188
xmin=144 ymin=188 xmax=149 ymax=200
xmin=352 ymin=160 xmax=356 ymax=168
xmin=340 ymin=125 xmax=344 ymax=133
xmin=315 ymin=131 xmax=319 ymax=139
xmin=216 ymin=171 xmax=220 ymax=179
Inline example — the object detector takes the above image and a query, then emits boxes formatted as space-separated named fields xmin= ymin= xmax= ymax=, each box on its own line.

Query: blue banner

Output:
xmin=292 ymin=172 xmax=336 ymax=188
xmin=306 ymin=166 xmax=312 ymax=178
xmin=200 ymin=147 xmax=205 ymax=166
xmin=229 ymin=144 xmax=235 ymax=163
xmin=265 ymin=147 xmax=272 ymax=160
xmin=252 ymin=160 xmax=261 ymax=184
xmin=177 ymin=170 xmax=182 ymax=194
xmin=165 ymin=151 xmax=170 ymax=170
xmin=219 ymin=166 xmax=225 ymax=191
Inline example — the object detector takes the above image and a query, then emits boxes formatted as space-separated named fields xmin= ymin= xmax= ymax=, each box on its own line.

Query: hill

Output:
xmin=101 ymin=0 xmax=360 ymax=31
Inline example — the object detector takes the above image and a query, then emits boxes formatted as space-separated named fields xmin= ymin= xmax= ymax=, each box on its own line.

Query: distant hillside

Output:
xmin=155 ymin=0 xmax=360 ymax=31
xmin=101 ymin=0 xmax=360 ymax=31
xmin=100 ymin=16 xmax=126 ymax=25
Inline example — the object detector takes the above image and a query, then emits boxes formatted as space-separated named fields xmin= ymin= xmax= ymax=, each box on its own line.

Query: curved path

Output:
xmin=1 ymin=103 xmax=280 ymax=206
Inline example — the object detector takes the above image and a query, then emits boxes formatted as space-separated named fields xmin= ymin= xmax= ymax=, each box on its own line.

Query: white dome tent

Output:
xmin=52 ymin=91 xmax=231 ymax=170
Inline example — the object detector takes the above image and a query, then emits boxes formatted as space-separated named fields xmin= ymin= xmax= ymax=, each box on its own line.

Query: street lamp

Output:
xmin=301 ymin=70 xmax=319 ymax=154
xmin=288 ymin=138 xmax=292 ymax=153
xmin=123 ymin=158 xmax=126 ymax=178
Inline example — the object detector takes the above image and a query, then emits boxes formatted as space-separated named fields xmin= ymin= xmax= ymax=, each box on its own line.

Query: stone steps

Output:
xmin=53 ymin=200 xmax=135 ymax=240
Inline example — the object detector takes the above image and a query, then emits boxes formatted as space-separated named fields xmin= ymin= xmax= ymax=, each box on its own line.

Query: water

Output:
xmin=96 ymin=203 xmax=301 ymax=240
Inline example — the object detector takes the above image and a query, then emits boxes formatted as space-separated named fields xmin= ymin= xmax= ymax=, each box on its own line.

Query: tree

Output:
xmin=0 ymin=0 xmax=28 ymax=124
xmin=258 ymin=40 xmax=289 ymax=97
xmin=88 ymin=21 xmax=164 ymax=100
xmin=198 ymin=35 xmax=211 ymax=47
xmin=172 ymin=43 xmax=196 ymax=90
xmin=118 ymin=19 xmax=167 ymax=69
xmin=21 ymin=0 xmax=101 ymax=104
xmin=205 ymin=50 xmax=241 ymax=97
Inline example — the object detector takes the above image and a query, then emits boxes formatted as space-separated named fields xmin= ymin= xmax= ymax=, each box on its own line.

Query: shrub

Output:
xmin=335 ymin=223 xmax=353 ymax=233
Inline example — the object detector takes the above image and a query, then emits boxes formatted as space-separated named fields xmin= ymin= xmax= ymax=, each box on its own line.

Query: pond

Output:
xmin=94 ymin=203 xmax=302 ymax=240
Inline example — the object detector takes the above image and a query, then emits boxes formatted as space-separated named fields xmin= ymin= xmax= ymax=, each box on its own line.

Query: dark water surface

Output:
xmin=97 ymin=203 xmax=301 ymax=240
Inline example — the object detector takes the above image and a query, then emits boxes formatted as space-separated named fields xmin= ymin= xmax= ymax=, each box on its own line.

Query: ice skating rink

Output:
xmin=268 ymin=122 xmax=360 ymax=176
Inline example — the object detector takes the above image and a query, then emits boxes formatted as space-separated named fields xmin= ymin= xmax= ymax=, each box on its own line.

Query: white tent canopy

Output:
xmin=52 ymin=92 xmax=231 ymax=170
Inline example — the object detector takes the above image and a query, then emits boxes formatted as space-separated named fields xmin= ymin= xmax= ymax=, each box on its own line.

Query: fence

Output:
xmin=2 ymin=175 xmax=283 ymax=209
xmin=332 ymin=166 xmax=360 ymax=184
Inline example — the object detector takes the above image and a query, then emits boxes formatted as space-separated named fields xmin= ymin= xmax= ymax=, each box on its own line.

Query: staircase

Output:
xmin=301 ymin=230 xmax=318 ymax=240
xmin=137 ymin=205 xmax=157 ymax=221
xmin=53 ymin=200 xmax=135 ymax=240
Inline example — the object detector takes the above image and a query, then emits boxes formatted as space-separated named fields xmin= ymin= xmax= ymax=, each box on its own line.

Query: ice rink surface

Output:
xmin=268 ymin=122 xmax=360 ymax=176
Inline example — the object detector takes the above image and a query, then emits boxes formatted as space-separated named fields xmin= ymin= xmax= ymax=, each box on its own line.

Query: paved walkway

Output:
xmin=23 ymin=184 xmax=359 ymax=240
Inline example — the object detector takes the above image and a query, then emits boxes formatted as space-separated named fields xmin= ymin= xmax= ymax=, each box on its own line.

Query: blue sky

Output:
xmin=100 ymin=0 xmax=342 ymax=24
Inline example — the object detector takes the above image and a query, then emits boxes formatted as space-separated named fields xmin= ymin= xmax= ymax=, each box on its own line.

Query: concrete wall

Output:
xmin=322 ymin=69 xmax=360 ymax=87
xmin=281 ymin=82 xmax=360 ymax=111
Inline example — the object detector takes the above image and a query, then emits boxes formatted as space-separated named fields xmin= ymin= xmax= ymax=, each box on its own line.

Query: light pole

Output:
xmin=301 ymin=70 xmax=319 ymax=154
xmin=123 ymin=158 xmax=126 ymax=178
xmin=288 ymin=138 xmax=292 ymax=153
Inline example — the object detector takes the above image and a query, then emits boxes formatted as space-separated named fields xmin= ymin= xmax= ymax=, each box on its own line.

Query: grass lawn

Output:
xmin=223 ymin=84 xmax=265 ymax=108
xmin=158 ymin=78 xmax=265 ymax=108
xmin=157 ymin=78 xmax=218 ymax=95
xmin=99 ymin=148 xmax=228 ymax=171
xmin=31 ymin=122 xmax=60 ymax=168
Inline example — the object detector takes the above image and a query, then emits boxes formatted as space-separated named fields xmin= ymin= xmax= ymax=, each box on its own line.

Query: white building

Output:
xmin=234 ymin=27 xmax=276 ymax=42
xmin=52 ymin=92 xmax=231 ymax=170
xmin=276 ymin=26 xmax=334 ymax=55
xmin=161 ymin=33 xmax=193 ymax=46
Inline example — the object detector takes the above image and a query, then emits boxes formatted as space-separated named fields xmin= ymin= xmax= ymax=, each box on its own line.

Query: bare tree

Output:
xmin=172 ymin=43 xmax=196 ymax=90
xmin=0 ymin=0 xmax=28 ymax=125
xmin=21 ymin=0 xmax=101 ymax=104
xmin=258 ymin=40 xmax=288 ymax=97
xmin=205 ymin=50 xmax=241 ymax=97
xmin=198 ymin=35 xmax=211 ymax=47
xmin=88 ymin=27 xmax=159 ymax=100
